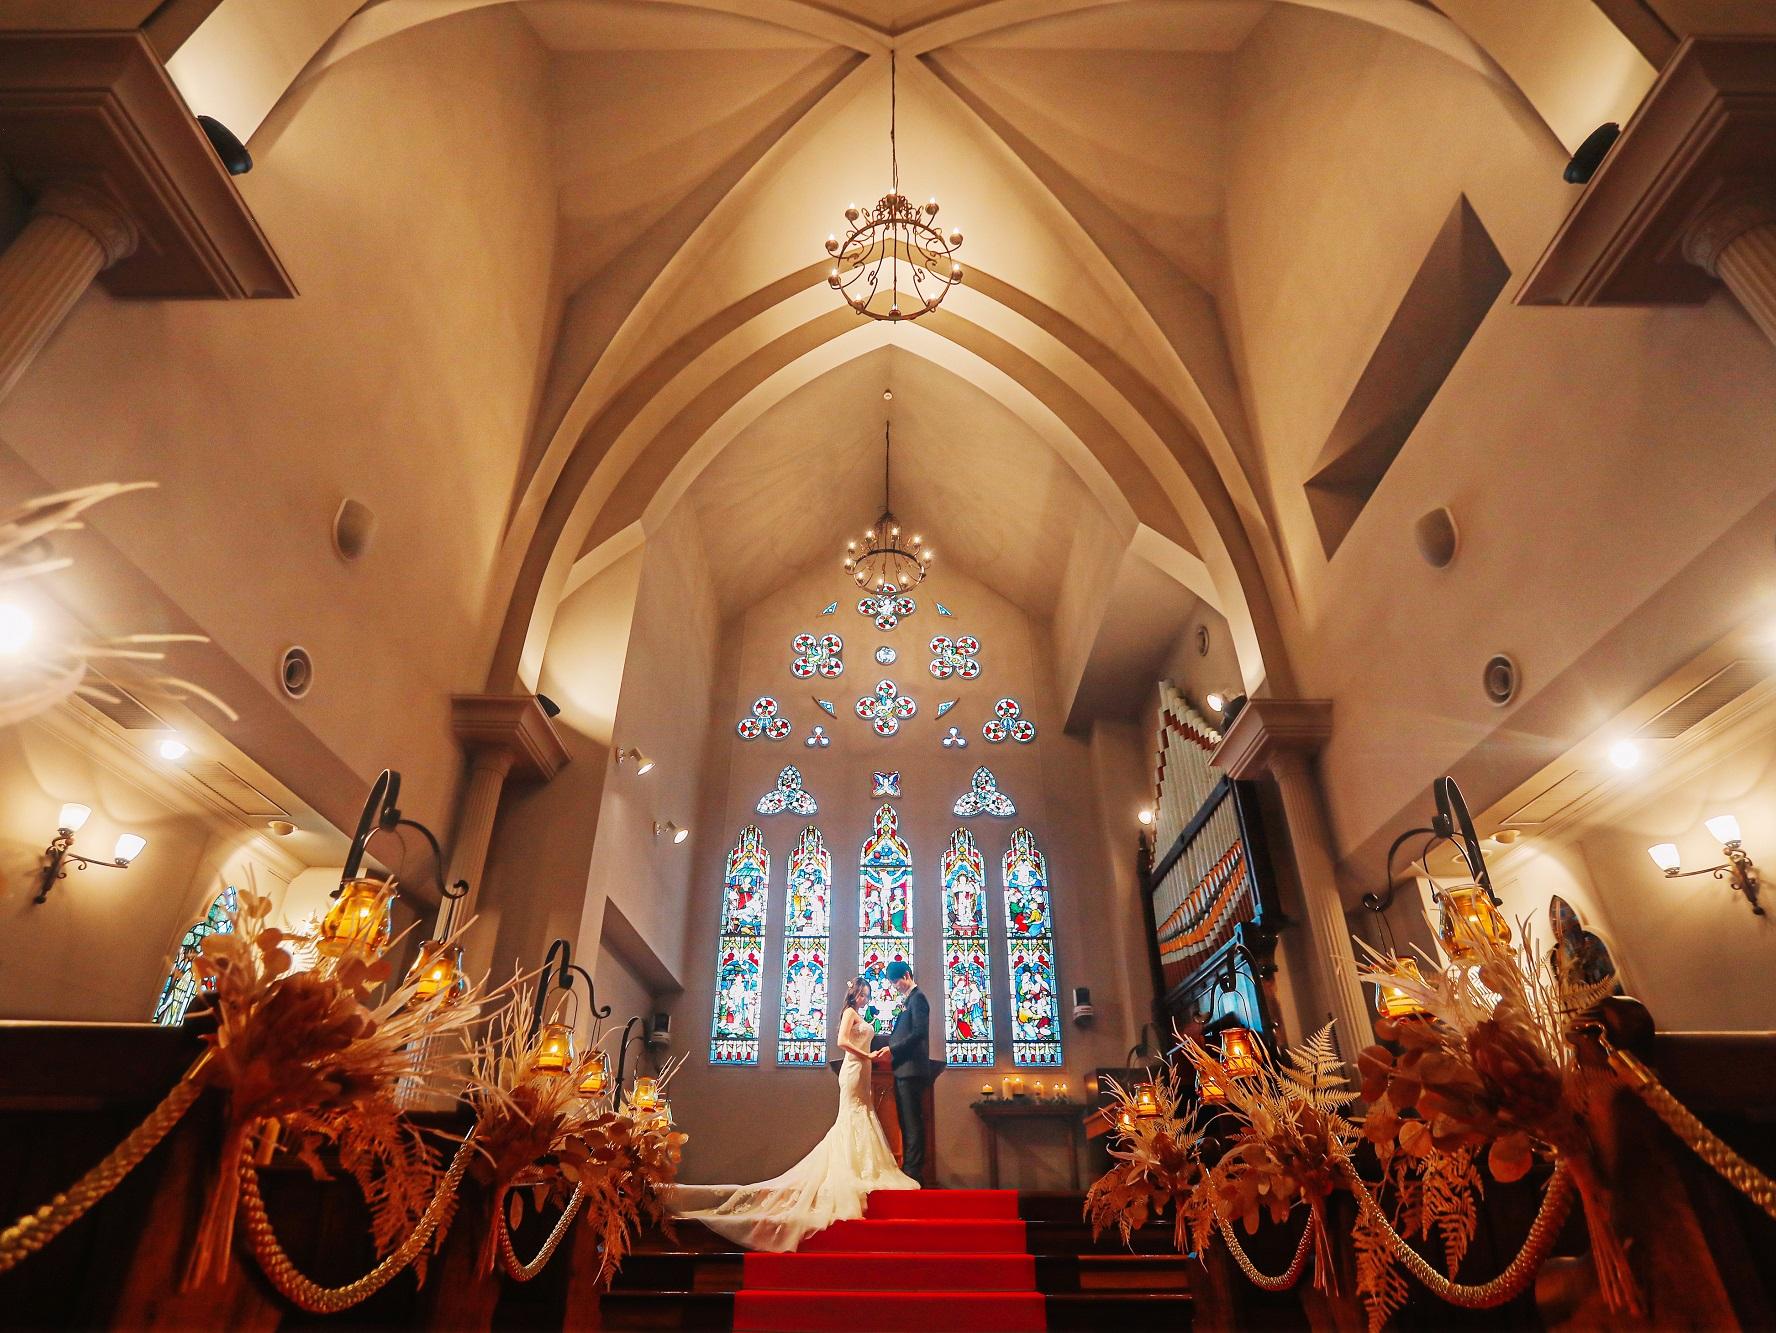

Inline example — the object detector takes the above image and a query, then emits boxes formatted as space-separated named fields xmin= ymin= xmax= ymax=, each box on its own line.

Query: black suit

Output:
xmin=871 ymin=986 xmax=932 ymax=1181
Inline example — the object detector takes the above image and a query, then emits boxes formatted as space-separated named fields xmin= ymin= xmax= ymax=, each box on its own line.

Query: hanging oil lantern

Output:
xmin=1372 ymin=956 xmax=1432 ymax=1019
xmin=532 ymin=1021 xmax=576 ymax=1075
xmin=1219 ymin=1026 xmax=1261 ymax=1080
xmin=406 ymin=939 xmax=468 ymax=1003
xmin=1197 ymin=1067 xmax=1228 ymax=1105
xmin=631 ymin=1075 xmax=660 ymax=1111
xmin=319 ymin=877 xmax=397 ymax=960
xmin=1115 ymin=1106 xmax=1136 ymax=1135
xmin=1438 ymin=885 xmax=1511 ymax=960
xmin=576 ymin=1049 xmax=611 ymax=1100
xmin=1132 ymin=1081 xmax=1162 ymax=1119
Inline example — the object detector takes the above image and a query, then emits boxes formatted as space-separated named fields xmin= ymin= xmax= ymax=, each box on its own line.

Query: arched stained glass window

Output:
xmin=857 ymin=804 xmax=913 ymax=1034
xmin=778 ymin=826 xmax=831 ymax=1066
xmin=1004 ymin=828 xmax=1062 ymax=1066
xmin=152 ymin=883 xmax=239 ymax=1026
xmin=941 ymin=829 xmax=994 ymax=1066
xmin=710 ymin=826 xmax=769 ymax=1065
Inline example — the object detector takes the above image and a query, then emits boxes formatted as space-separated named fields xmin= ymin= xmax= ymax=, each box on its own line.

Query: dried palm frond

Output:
xmin=1084 ymin=1063 xmax=1211 ymax=1255
xmin=183 ymin=889 xmax=496 ymax=1288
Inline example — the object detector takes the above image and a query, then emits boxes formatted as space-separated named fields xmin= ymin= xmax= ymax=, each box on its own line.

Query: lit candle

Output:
xmin=1056 ymin=1081 xmax=1068 ymax=1101
xmin=1033 ymin=1079 xmax=1045 ymax=1099
xmin=981 ymin=1082 xmax=993 ymax=1098
xmin=1000 ymin=1073 xmax=1012 ymax=1099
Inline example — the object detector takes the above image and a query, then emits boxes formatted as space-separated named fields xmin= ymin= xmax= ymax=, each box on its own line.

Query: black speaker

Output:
xmin=647 ymin=1011 xmax=671 ymax=1049
xmin=1071 ymin=986 xmax=1094 ymax=1025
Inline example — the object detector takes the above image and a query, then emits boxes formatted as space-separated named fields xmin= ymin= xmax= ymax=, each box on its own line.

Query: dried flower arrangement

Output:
xmin=183 ymin=889 xmax=492 ymax=1292
xmin=1083 ymin=1063 xmax=1209 ymax=1255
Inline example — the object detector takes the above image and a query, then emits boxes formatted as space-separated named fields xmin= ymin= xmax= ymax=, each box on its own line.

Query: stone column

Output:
xmin=1684 ymin=190 xmax=1776 ymax=348
xmin=446 ymin=694 xmax=570 ymax=929
xmin=1212 ymin=698 xmax=1373 ymax=1062
xmin=0 ymin=184 xmax=137 ymax=403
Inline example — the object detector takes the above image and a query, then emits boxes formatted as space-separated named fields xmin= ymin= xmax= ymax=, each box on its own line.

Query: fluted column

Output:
xmin=1212 ymin=699 xmax=1373 ymax=1063
xmin=0 ymin=185 xmax=136 ymax=403
xmin=445 ymin=748 xmax=517 ymax=922
xmin=1685 ymin=190 xmax=1776 ymax=348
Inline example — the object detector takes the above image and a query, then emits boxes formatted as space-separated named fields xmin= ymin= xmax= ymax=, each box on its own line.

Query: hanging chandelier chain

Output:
xmin=890 ymin=50 xmax=899 ymax=196
xmin=884 ymin=419 xmax=892 ymax=512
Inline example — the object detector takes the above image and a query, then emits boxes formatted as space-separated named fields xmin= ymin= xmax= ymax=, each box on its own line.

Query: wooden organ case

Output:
xmin=1140 ymin=684 xmax=1283 ymax=1045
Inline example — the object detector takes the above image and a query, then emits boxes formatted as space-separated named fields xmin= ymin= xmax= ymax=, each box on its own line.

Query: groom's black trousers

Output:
xmin=894 ymin=1075 xmax=928 ymax=1183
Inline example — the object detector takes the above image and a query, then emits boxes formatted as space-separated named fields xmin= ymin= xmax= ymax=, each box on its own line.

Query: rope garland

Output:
xmin=1342 ymin=1159 xmax=1573 ymax=1308
xmin=497 ymin=1185 xmax=584 ymax=1282
xmin=1610 ymin=1048 xmax=1776 ymax=1224
xmin=1213 ymin=1204 xmax=1315 ymax=1290
xmin=0 ymin=1061 xmax=207 ymax=1274
xmin=237 ymin=1128 xmax=478 ymax=1314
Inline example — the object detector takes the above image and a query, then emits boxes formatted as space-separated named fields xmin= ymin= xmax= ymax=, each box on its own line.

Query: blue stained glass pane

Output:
xmin=778 ymin=827 xmax=832 ymax=1066
xmin=710 ymin=827 xmax=769 ymax=1064
xmin=152 ymin=884 xmax=238 ymax=1027
xmin=941 ymin=829 xmax=994 ymax=1066
xmin=1003 ymin=829 xmax=1062 ymax=1067
xmin=858 ymin=804 xmax=912 ymax=1033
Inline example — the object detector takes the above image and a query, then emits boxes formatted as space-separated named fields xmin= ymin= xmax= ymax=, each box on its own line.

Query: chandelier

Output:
xmin=843 ymin=419 xmax=931 ymax=592
xmin=825 ymin=52 xmax=963 ymax=323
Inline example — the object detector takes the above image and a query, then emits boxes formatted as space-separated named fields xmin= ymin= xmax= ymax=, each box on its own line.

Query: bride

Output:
xmin=667 ymin=976 xmax=918 ymax=1251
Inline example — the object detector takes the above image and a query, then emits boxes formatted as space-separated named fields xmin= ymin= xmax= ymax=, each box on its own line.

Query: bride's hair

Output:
xmin=843 ymin=976 xmax=868 ymax=1010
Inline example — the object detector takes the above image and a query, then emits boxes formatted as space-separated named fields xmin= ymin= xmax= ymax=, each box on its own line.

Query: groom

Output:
xmin=871 ymin=961 xmax=932 ymax=1183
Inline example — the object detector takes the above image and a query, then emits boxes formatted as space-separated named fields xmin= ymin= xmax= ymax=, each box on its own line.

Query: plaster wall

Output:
xmin=658 ymin=563 xmax=1140 ymax=1190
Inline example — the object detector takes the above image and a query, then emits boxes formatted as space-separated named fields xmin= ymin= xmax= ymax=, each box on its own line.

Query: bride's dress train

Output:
xmin=667 ymin=1010 xmax=917 ymax=1252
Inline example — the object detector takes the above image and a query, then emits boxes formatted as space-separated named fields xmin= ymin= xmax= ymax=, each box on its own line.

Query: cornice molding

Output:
xmin=1211 ymin=698 xmax=1332 ymax=780
xmin=450 ymin=694 xmax=570 ymax=782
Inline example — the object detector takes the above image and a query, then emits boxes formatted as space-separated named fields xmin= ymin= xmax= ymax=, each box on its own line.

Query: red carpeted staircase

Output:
xmin=733 ymin=1189 xmax=1046 ymax=1332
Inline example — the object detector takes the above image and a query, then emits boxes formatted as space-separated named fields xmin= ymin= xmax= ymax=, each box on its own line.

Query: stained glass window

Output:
xmin=778 ymin=827 xmax=831 ymax=1066
xmin=710 ymin=826 xmax=769 ymax=1064
xmin=857 ymin=804 xmax=913 ymax=1033
xmin=941 ymin=829 xmax=994 ymax=1066
xmin=152 ymin=883 xmax=239 ymax=1026
xmin=1004 ymin=828 xmax=1062 ymax=1066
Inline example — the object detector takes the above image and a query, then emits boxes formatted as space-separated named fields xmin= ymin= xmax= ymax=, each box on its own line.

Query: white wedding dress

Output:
xmin=667 ymin=1007 xmax=918 ymax=1251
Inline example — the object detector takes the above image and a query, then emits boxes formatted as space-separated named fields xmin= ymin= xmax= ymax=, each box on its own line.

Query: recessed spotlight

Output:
xmin=158 ymin=737 xmax=189 ymax=761
xmin=0 ymin=602 xmax=34 ymax=654
xmin=1607 ymin=739 xmax=1642 ymax=771
xmin=266 ymin=819 xmax=296 ymax=837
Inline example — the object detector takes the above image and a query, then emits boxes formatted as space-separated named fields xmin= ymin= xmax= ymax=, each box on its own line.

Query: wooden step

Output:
xmin=1047 ymin=1291 xmax=1196 ymax=1330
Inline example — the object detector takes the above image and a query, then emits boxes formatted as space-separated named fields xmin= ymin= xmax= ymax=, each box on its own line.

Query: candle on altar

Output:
xmin=981 ymin=1082 xmax=994 ymax=1098
xmin=1000 ymin=1073 xmax=1012 ymax=1099
xmin=1056 ymin=1081 xmax=1068 ymax=1101
xmin=1011 ymin=1075 xmax=1025 ymax=1098
xmin=1033 ymin=1079 xmax=1045 ymax=1099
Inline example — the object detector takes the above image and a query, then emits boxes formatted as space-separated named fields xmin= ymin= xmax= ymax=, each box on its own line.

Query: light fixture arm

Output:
xmin=337 ymin=768 xmax=470 ymax=924
xmin=1662 ymin=843 xmax=1764 ymax=915
xmin=34 ymin=828 xmax=131 ymax=904
xmin=528 ymin=937 xmax=614 ymax=1044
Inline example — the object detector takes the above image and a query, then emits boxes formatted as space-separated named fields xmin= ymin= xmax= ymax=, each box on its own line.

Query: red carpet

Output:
xmin=734 ymin=1189 xmax=1044 ymax=1332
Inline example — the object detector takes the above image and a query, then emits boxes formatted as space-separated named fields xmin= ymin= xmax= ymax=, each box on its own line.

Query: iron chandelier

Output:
xmin=843 ymin=419 xmax=931 ymax=592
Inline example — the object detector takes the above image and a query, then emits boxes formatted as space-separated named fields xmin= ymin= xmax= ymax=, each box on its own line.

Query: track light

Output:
xmin=654 ymin=820 xmax=688 ymax=844
xmin=616 ymin=746 xmax=655 ymax=776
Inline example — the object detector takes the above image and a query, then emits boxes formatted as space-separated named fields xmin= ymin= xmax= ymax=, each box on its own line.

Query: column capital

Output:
xmin=32 ymin=183 xmax=138 ymax=267
xmin=1210 ymin=698 xmax=1332 ymax=780
xmin=1683 ymin=185 xmax=1776 ymax=275
xmin=450 ymin=693 xmax=570 ymax=782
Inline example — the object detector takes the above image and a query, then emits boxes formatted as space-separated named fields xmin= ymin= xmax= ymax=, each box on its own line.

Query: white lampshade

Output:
xmin=112 ymin=833 xmax=147 ymax=865
xmin=1647 ymin=843 xmax=1681 ymax=873
xmin=1705 ymin=814 xmax=1742 ymax=845
xmin=57 ymin=802 xmax=92 ymax=833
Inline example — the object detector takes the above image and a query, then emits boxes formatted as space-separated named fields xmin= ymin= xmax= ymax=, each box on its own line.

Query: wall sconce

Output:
xmin=654 ymin=820 xmax=688 ymax=844
xmin=1648 ymin=815 xmax=1763 ymax=915
xmin=1136 ymin=807 xmax=1154 ymax=828
xmin=35 ymin=803 xmax=147 ymax=904
xmin=615 ymin=746 xmax=655 ymax=775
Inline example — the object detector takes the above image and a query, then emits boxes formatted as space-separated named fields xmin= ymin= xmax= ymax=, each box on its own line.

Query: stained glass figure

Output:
xmin=875 ymin=646 xmax=897 ymax=665
xmin=982 ymin=697 xmax=1037 ymax=744
xmin=872 ymin=771 xmax=901 ymax=797
xmin=152 ymin=883 xmax=239 ymax=1026
xmin=737 ymin=696 xmax=792 ymax=741
xmin=820 ymin=601 xmax=838 ymax=616
xmin=710 ymin=827 xmax=769 ymax=1064
xmin=778 ymin=827 xmax=832 ymax=1065
xmin=941 ymin=830 xmax=994 ymax=1066
xmin=936 ymin=602 xmax=955 ymax=617
xmin=942 ymin=726 xmax=968 ymax=748
xmin=954 ymin=765 xmax=1016 ymax=818
xmin=757 ymin=765 xmax=818 ymax=816
xmin=857 ymin=804 xmax=913 ymax=1033
xmin=935 ymin=699 xmax=958 ymax=718
xmin=1004 ymin=828 xmax=1062 ymax=1066
xmin=929 ymin=635 xmax=982 ymax=680
xmin=805 ymin=725 xmax=831 ymax=749
xmin=856 ymin=679 xmax=917 ymax=736
xmin=791 ymin=633 xmax=844 ymax=680
xmin=858 ymin=591 xmax=917 ymax=630
xmin=814 ymin=697 xmax=837 ymax=716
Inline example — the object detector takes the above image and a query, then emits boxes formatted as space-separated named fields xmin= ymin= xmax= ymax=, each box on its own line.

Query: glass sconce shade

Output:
xmin=1437 ymin=885 xmax=1511 ymax=960
xmin=1132 ymin=1081 xmax=1162 ymax=1119
xmin=1219 ymin=1026 xmax=1260 ymax=1080
xmin=1647 ymin=843 xmax=1681 ymax=873
xmin=532 ymin=1021 xmax=576 ymax=1075
xmin=1372 ymin=956 xmax=1432 ymax=1019
xmin=631 ymin=1075 xmax=660 ymax=1111
xmin=319 ymin=877 xmax=397 ymax=960
xmin=407 ymin=940 xmax=468 ymax=1003
xmin=1706 ymin=814 xmax=1743 ymax=845
xmin=57 ymin=803 xmax=92 ymax=832
xmin=112 ymin=834 xmax=147 ymax=865
xmin=576 ymin=1050 xmax=611 ymax=1099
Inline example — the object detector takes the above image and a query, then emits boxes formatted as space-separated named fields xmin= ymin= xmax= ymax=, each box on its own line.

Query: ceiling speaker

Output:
xmin=1482 ymin=654 xmax=1519 ymax=707
xmin=280 ymin=645 xmax=314 ymax=700
xmin=332 ymin=498 xmax=376 ymax=562
xmin=1414 ymin=507 xmax=1459 ymax=568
